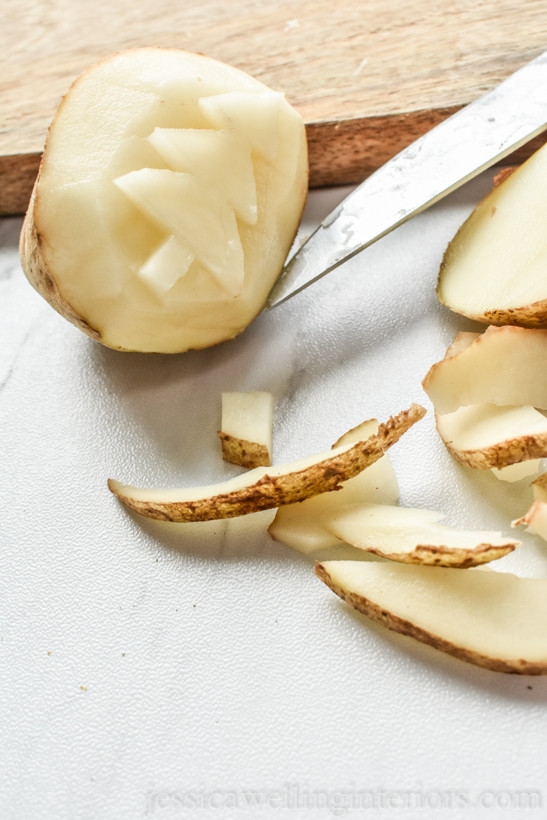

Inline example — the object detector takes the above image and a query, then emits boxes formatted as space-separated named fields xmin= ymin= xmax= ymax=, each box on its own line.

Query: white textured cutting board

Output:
xmin=1 ymin=174 xmax=546 ymax=820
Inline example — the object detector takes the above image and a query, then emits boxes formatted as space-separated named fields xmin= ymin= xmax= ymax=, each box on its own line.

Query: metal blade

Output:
xmin=266 ymin=50 xmax=547 ymax=309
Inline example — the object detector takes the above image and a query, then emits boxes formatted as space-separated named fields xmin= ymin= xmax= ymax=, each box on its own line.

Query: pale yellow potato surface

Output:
xmin=438 ymin=143 xmax=547 ymax=327
xmin=20 ymin=48 xmax=308 ymax=353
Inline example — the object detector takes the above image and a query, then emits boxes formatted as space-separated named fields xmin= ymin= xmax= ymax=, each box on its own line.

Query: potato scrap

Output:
xmin=321 ymin=503 xmax=519 ymax=567
xmin=423 ymin=326 xmax=547 ymax=415
xmin=108 ymin=403 xmax=425 ymax=522
xmin=218 ymin=391 xmax=273 ymax=469
xmin=315 ymin=561 xmax=547 ymax=674
xmin=423 ymin=327 xmax=547 ymax=477
xmin=435 ymin=404 xmax=547 ymax=471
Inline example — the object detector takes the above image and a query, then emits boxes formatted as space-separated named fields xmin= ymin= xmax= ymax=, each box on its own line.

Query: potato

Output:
xmin=437 ymin=143 xmax=547 ymax=327
xmin=20 ymin=48 xmax=308 ymax=353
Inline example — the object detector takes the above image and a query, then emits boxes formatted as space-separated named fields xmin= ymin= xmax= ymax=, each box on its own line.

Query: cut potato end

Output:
xmin=217 ymin=434 xmax=271 ymax=471
xmin=435 ymin=404 xmax=547 ymax=470
xmin=423 ymin=326 xmax=547 ymax=414
xmin=315 ymin=561 xmax=547 ymax=674
xmin=218 ymin=391 xmax=273 ymax=468
xmin=437 ymin=144 xmax=547 ymax=327
xmin=321 ymin=503 xmax=519 ymax=567
xmin=108 ymin=404 xmax=425 ymax=522
xmin=268 ymin=419 xmax=399 ymax=554
xmin=20 ymin=48 xmax=308 ymax=353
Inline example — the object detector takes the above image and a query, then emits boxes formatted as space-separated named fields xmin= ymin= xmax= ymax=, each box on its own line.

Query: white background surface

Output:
xmin=1 ymin=174 xmax=547 ymax=820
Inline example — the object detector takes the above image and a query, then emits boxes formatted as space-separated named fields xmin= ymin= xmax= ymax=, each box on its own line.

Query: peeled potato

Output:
xmin=20 ymin=48 xmax=308 ymax=353
xmin=437 ymin=143 xmax=547 ymax=327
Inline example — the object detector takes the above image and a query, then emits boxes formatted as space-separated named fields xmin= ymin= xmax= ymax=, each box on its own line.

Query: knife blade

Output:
xmin=266 ymin=49 xmax=547 ymax=309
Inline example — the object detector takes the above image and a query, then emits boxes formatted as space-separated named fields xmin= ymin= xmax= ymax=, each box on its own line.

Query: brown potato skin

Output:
xmin=359 ymin=541 xmax=516 ymax=568
xmin=315 ymin=562 xmax=547 ymax=675
xmin=217 ymin=431 xmax=271 ymax=469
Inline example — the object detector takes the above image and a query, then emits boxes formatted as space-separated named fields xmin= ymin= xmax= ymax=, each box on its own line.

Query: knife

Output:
xmin=266 ymin=49 xmax=547 ymax=309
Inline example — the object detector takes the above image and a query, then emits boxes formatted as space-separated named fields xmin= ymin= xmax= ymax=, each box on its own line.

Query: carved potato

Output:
xmin=20 ymin=48 xmax=308 ymax=352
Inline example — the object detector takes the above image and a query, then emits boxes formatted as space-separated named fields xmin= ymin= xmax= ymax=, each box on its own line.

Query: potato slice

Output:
xmin=108 ymin=404 xmax=425 ymax=522
xmin=422 ymin=326 xmax=547 ymax=414
xmin=218 ymin=391 xmax=274 ymax=469
xmin=435 ymin=404 xmax=547 ymax=471
xmin=268 ymin=420 xmax=399 ymax=554
xmin=437 ymin=144 xmax=547 ymax=327
xmin=322 ymin=503 xmax=519 ymax=567
xmin=20 ymin=48 xmax=308 ymax=353
xmin=315 ymin=561 xmax=547 ymax=674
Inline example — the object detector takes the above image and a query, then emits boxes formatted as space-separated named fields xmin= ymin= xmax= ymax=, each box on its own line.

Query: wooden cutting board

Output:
xmin=2 ymin=0 xmax=546 ymax=215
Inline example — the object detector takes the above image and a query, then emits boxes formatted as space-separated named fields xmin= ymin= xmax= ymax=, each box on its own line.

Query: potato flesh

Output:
xmin=436 ymin=404 xmax=547 ymax=450
xmin=438 ymin=144 xmax=547 ymax=322
xmin=268 ymin=420 xmax=399 ymax=554
xmin=435 ymin=404 xmax=547 ymax=478
xmin=219 ymin=391 xmax=274 ymax=468
xmin=491 ymin=461 xmax=540 ymax=482
xmin=316 ymin=561 xmax=547 ymax=672
xmin=322 ymin=503 xmax=518 ymax=566
xmin=221 ymin=392 xmax=273 ymax=445
xmin=422 ymin=326 xmax=547 ymax=414
xmin=30 ymin=49 xmax=308 ymax=352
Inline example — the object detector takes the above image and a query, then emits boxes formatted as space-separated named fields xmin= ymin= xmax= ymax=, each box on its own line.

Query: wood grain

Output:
xmin=2 ymin=0 xmax=547 ymax=214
